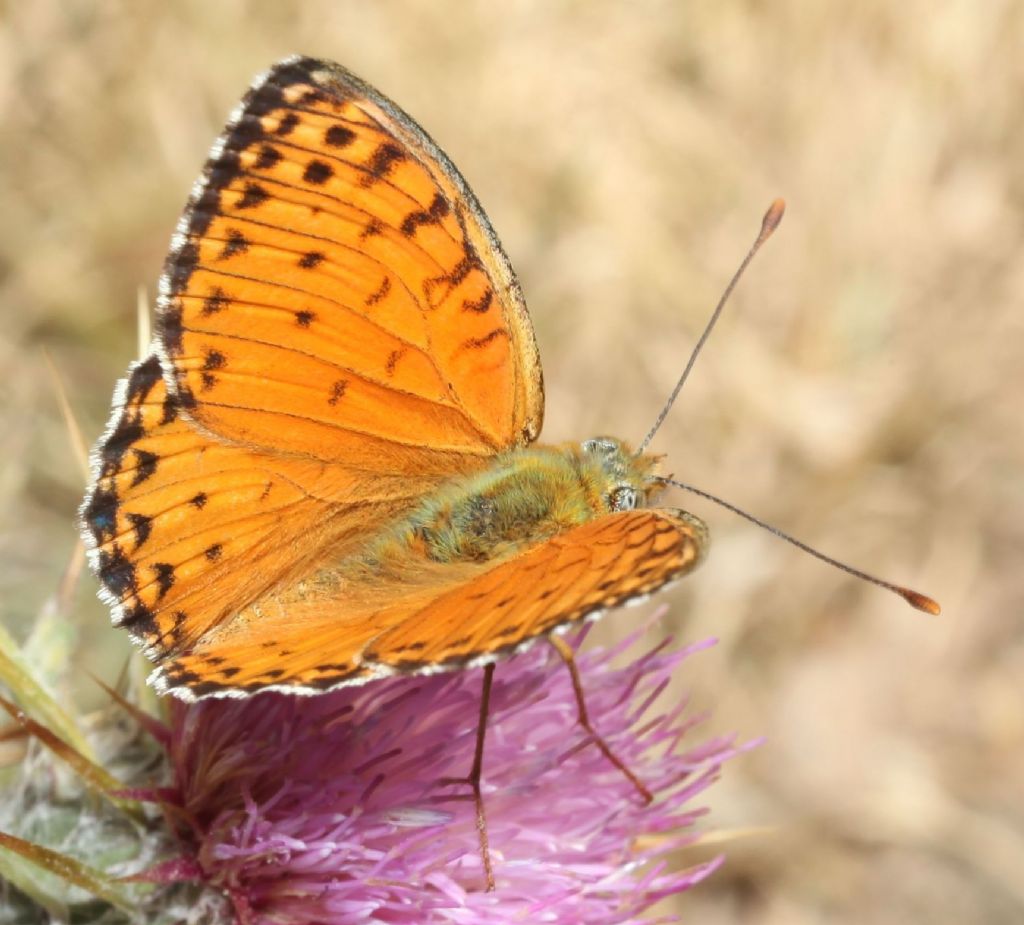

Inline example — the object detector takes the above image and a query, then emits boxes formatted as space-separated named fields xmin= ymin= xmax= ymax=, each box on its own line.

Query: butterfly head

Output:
xmin=579 ymin=437 xmax=665 ymax=513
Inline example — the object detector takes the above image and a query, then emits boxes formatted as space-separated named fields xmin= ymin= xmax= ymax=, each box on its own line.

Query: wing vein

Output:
xmin=180 ymin=326 xmax=455 ymax=408
xmin=192 ymin=399 xmax=496 ymax=454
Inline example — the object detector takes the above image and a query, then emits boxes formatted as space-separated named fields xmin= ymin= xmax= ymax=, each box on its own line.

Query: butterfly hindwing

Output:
xmin=152 ymin=509 xmax=706 ymax=698
xmin=367 ymin=508 xmax=708 ymax=670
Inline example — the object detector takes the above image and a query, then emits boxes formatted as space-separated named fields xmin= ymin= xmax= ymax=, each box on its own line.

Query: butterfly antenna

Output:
xmin=654 ymin=476 xmax=940 ymax=614
xmin=637 ymin=199 xmax=786 ymax=455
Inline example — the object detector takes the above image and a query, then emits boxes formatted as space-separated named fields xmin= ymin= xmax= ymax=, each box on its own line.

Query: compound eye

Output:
xmin=609 ymin=485 xmax=639 ymax=511
xmin=583 ymin=438 xmax=617 ymax=455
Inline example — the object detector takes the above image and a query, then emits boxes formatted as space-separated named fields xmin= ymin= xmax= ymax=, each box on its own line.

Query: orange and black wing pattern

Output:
xmin=158 ymin=55 xmax=543 ymax=472
xmin=80 ymin=355 xmax=427 ymax=658
xmin=152 ymin=509 xmax=706 ymax=699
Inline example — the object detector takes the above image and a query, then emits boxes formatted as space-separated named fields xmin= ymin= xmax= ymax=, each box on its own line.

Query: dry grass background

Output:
xmin=2 ymin=1 xmax=1022 ymax=922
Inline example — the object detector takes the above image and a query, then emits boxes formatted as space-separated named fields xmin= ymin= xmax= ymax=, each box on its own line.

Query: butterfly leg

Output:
xmin=436 ymin=663 xmax=496 ymax=890
xmin=469 ymin=663 xmax=496 ymax=891
xmin=549 ymin=635 xmax=652 ymax=803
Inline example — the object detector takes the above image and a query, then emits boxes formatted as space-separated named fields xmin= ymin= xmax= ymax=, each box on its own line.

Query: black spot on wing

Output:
xmin=270 ymin=57 xmax=327 ymax=88
xmin=235 ymin=182 xmax=270 ymax=210
xmin=166 ymin=242 xmax=199 ymax=298
xmin=253 ymin=144 xmax=282 ymax=169
xmin=423 ymin=241 xmax=483 ymax=306
xmin=274 ymin=112 xmax=300 ymax=136
xmin=365 ymin=276 xmax=390 ymax=306
xmin=461 ymin=328 xmax=508 ymax=351
xmin=160 ymin=302 xmax=185 ymax=353
xmin=187 ymin=681 xmax=227 ymax=698
xmin=400 ymin=193 xmax=450 ymax=237
xmin=463 ymin=290 xmax=493 ymax=314
xmin=298 ymin=250 xmax=324 ymax=269
xmin=201 ymin=349 xmax=226 ymax=390
xmin=384 ymin=349 xmax=405 ymax=376
xmin=303 ymin=160 xmax=333 ymax=185
xmin=203 ymin=287 xmax=230 ymax=316
xmin=98 ymin=545 xmax=137 ymax=601
xmin=170 ymin=610 xmax=188 ymax=643
xmin=219 ymin=229 xmax=249 ymax=260
xmin=123 ymin=602 xmax=157 ymax=638
xmin=203 ymin=350 xmax=227 ymax=370
xmin=160 ymin=395 xmax=178 ymax=426
xmin=170 ymin=669 xmax=201 ymax=686
xmin=299 ymin=88 xmax=327 ymax=106
xmin=361 ymin=142 xmax=405 ymax=186
xmin=328 ymin=380 xmax=348 ymax=405
xmin=313 ymin=662 xmax=354 ymax=675
xmin=177 ymin=385 xmax=197 ymax=411
xmin=152 ymin=562 xmax=175 ymax=600
xmin=449 ymin=241 xmax=482 ymax=287
xmin=360 ymin=218 xmax=384 ymax=240
xmin=100 ymin=411 xmax=144 ymax=478
xmin=84 ymin=485 xmax=119 ymax=543
xmin=325 ymin=124 xmax=356 ymax=147
xmin=126 ymin=512 xmax=152 ymax=549
xmin=131 ymin=449 xmax=159 ymax=486
xmin=125 ymin=357 xmax=163 ymax=403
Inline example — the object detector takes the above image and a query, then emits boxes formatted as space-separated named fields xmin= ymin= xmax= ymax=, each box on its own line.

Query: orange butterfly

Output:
xmin=81 ymin=54 xmax=715 ymax=702
xmin=82 ymin=51 xmax=939 ymax=700
xmin=82 ymin=56 xmax=939 ymax=889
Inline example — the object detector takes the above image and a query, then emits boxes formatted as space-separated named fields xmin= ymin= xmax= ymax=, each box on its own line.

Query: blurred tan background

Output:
xmin=2 ymin=1 xmax=1022 ymax=922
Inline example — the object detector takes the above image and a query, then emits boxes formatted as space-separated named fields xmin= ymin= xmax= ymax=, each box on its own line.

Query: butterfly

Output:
xmin=81 ymin=55 xmax=716 ymax=703
xmin=82 ymin=51 xmax=942 ymax=703
xmin=81 ymin=55 xmax=940 ymax=889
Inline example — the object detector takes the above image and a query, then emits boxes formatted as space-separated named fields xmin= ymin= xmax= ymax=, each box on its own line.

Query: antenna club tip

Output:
xmin=762 ymin=198 xmax=786 ymax=234
xmin=755 ymin=199 xmax=786 ymax=245
xmin=901 ymin=589 xmax=941 ymax=615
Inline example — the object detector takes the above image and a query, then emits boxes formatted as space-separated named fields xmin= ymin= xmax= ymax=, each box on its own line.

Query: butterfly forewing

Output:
xmin=159 ymin=56 xmax=543 ymax=468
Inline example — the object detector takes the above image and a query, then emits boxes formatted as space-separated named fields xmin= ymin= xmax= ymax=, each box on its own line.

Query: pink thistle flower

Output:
xmin=160 ymin=625 xmax=745 ymax=924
